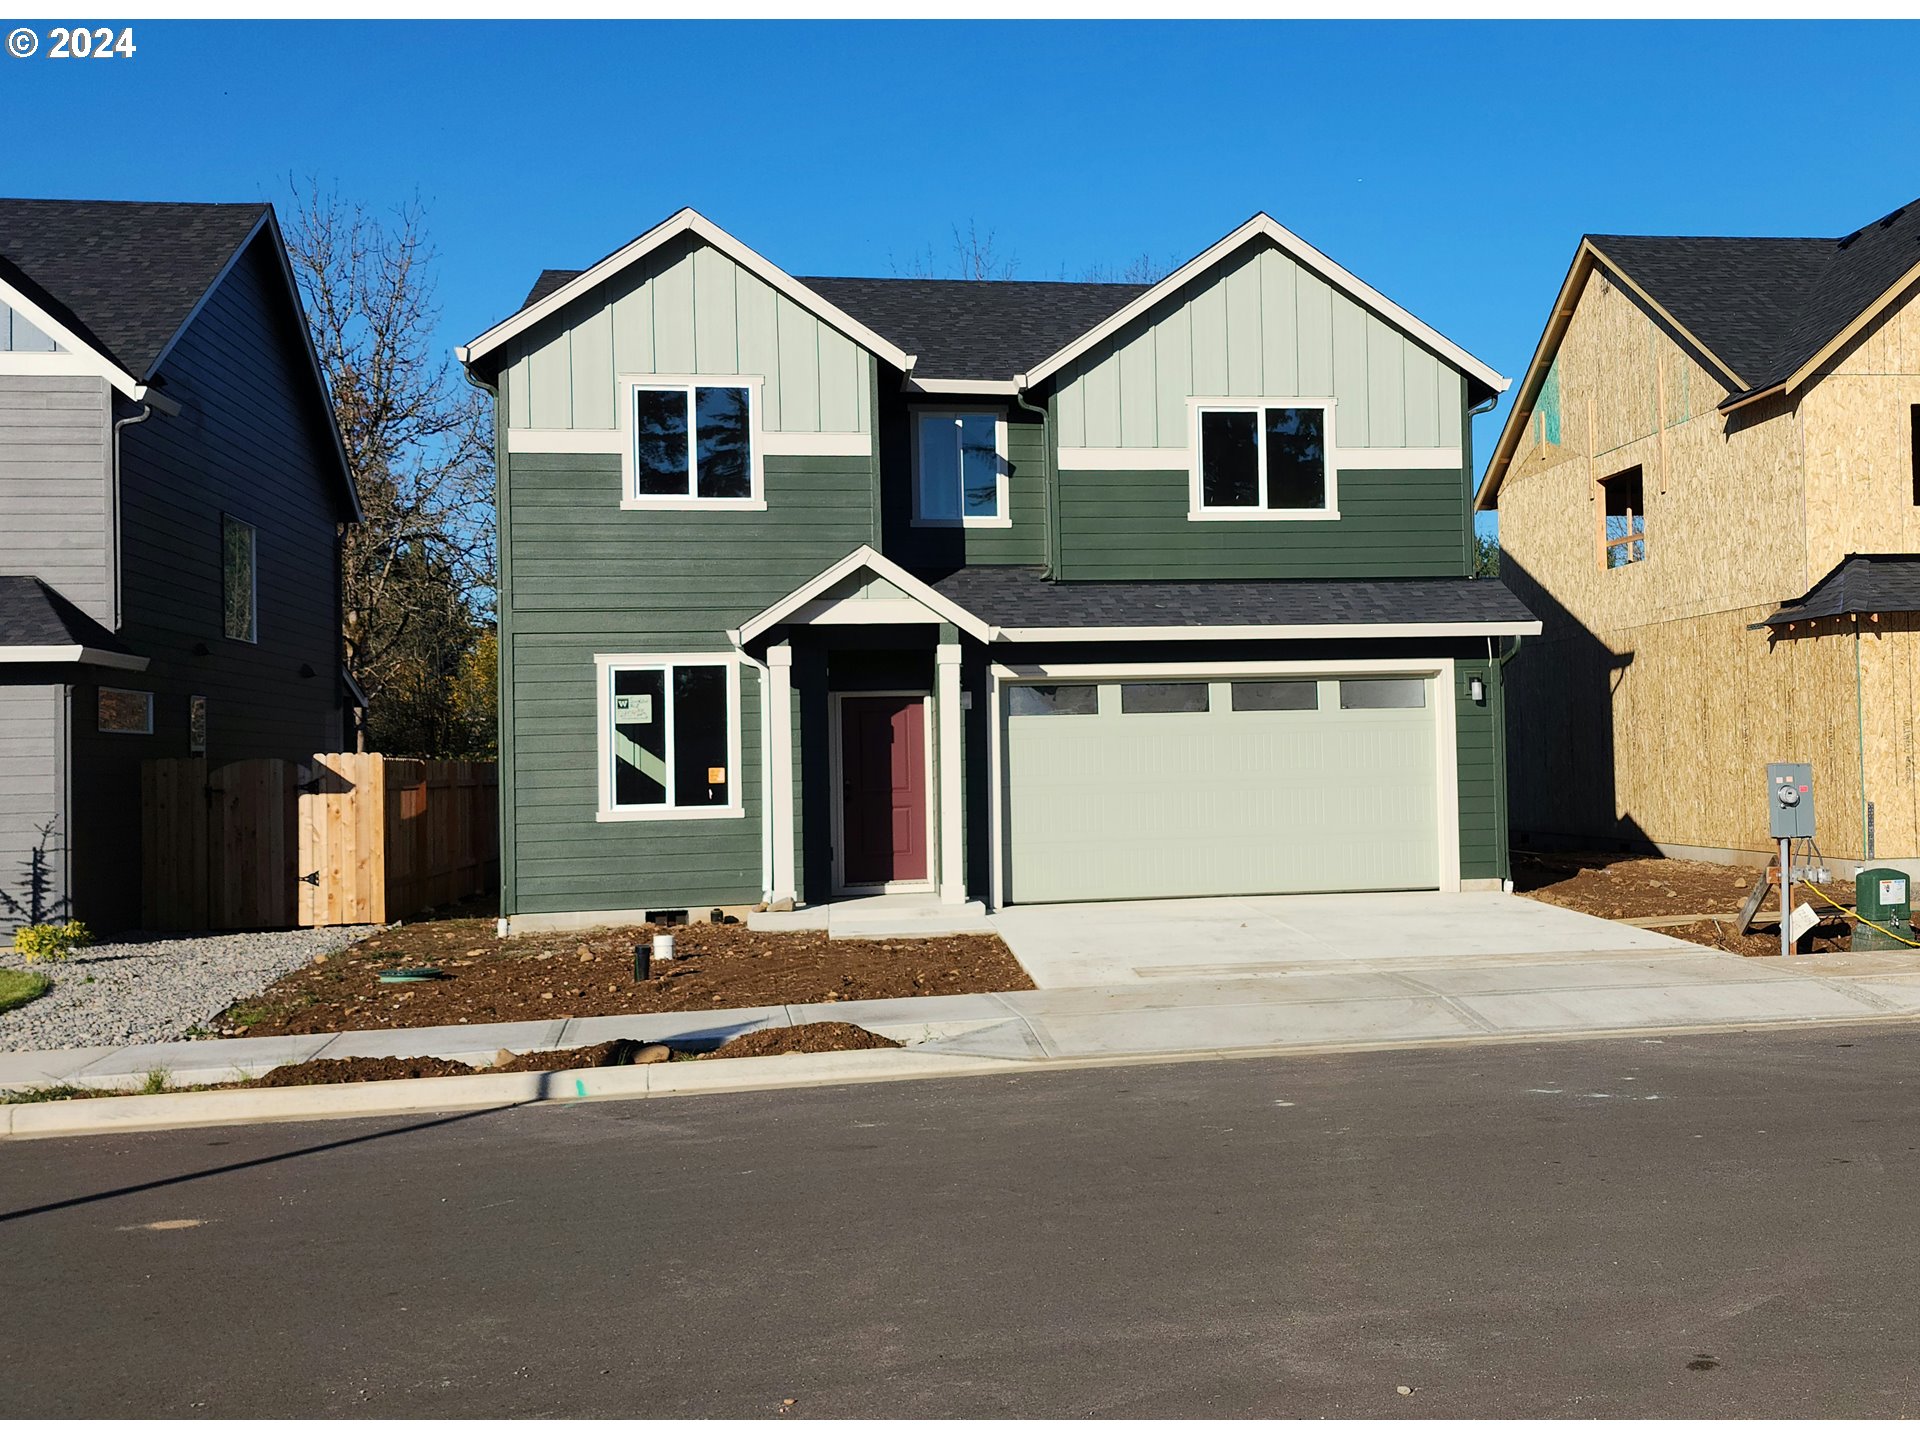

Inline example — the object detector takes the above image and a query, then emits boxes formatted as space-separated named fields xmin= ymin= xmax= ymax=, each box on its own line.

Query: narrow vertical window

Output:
xmin=1910 ymin=403 xmax=1919 ymax=507
xmin=914 ymin=410 xmax=1007 ymax=524
xmin=1599 ymin=466 xmax=1646 ymax=567
xmin=222 ymin=514 xmax=256 ymax=642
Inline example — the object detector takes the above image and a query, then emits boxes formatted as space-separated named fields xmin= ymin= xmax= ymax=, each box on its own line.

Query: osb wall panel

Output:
xmin=1507 ymin=606 xmax=1920 ymax=862
xmin=1496 ymin=267 xmax=1804 ymax=650
xmin=1800 ymin=278 xmax=1920 ymax=578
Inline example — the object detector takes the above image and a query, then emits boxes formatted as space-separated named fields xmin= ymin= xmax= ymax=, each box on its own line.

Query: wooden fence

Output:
xmin=141 ymin=754 xmax=497 ymax=931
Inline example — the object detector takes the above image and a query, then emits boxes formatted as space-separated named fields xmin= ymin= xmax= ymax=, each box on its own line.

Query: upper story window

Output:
xmin=222 ymin=514 xmax=257 ymax=642
xmin=623 ymin=377 xmax=764 ymax=511
xmin=1600 ymin=465 xmax=1646 ymax=568
xmin=1189 ymin=399 xmax=1338 ymax=521
xmin=913 ymin=409 xmax=1009 ymax=527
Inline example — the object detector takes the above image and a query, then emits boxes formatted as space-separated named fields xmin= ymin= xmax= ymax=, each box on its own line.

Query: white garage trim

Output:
xmin=986 ymin=656 xmax=1459 ymax=910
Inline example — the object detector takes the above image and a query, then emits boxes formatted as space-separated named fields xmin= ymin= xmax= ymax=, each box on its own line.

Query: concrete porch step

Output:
xmin=747 ymin=895 xmax=992 ymax=940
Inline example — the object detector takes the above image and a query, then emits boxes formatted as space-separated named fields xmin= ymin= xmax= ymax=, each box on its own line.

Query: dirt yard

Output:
xmin=1514 ymin=849 xmax=1862 ymax=956
xmin=215 ymin=913 xmax=1032 ymax=1038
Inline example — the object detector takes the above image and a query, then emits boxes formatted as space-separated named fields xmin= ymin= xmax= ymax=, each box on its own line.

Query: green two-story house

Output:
xmin=459 ymin=209 xmax=1537 ymax=933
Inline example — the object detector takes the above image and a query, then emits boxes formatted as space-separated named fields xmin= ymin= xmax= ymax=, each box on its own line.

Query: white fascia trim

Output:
xmin=507 ymin=428 xmax=623 ymax=453
xmin=460 ymin=208 xmax=915 ymax=374
xmin=1018 ymin=213 xmax=1510 ymax=396
xmin=0 ymin=274 xmax=147 ymax=400
xmin=736 ymin=544 xmax=992 ymax=645
xmin=990 ymin=621 xmax=1542 ymax=643
xmin=1058 ymin=444 xmax=1462 ymax=473
xmin=0 ymin=645 xmax=149 ymax=670
xmin=904 ymin=377 xmax=1023 ymax=395
xmin=1057 ymin=447 xmax=1191 ymax=471
xmin=761 ymin=431 xmax=871 ymax=456
xmin=510 ymin=426 xmax=869 ymax=458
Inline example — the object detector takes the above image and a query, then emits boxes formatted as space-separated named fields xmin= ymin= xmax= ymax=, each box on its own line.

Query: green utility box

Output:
xmin=1851 ymin=868 xmax=1915 ymax=951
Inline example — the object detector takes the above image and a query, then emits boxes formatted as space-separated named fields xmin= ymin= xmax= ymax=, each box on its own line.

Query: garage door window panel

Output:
xmin=1231 ymin=680 xmax=1319 ymax=712
xmin=1120 ymin=683 xmax=1209 ymax=715
xmin=1008 ymin=684 xmax=1099 ymax=717
xmin=1340 ymin=677 xmax=1427 ymax=710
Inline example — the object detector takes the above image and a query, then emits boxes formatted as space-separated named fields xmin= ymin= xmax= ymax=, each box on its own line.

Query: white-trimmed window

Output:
xmin=1189 ymin=398 xmax=1338 ymax=520
xmin=222 ymin=514 xmax=257 ymax=641
xmin=621 ymin=376 xmax=764 ymax=510
xmin=912 ymin=408 xmax=1010 ymax=527
xmin=595 ymin=652 xmax=744 ymax=821
xmin=98 ymin=687 xmax=153 ymax=735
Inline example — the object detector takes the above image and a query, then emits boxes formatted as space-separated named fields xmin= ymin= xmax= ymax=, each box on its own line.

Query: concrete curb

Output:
xmin=6 ymin=1009 xmax=1917 ymax=1142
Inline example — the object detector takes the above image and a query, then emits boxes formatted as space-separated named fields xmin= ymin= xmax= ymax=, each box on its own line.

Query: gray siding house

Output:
xmin=460 ymin=209 xmax=1536 ymax=932
xmin=0 ymin=199 xmax=359 ymax=937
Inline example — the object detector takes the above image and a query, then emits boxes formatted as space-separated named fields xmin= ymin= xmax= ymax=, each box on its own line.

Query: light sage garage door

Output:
xmin=1004 ymin=674 xmax=1441 ymax=904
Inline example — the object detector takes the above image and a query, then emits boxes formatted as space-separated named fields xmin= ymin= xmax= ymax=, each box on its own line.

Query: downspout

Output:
xmin=1492 ymin=633 xmax=1525 ymax=889
xmin=463 ymin=367 xmax=515 ymax=936
xmin=1012 ymin=386 xmax=1053 ymax=578
xmin=110 ymin=402 xmax=155 ymax=631
xmin=1854 ymin=617 xmax=1869 ymax=860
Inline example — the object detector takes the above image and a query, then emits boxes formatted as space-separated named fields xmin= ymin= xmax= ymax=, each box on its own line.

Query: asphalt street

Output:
xmin=2 ymin=1024 xmax=1916 ymax=1418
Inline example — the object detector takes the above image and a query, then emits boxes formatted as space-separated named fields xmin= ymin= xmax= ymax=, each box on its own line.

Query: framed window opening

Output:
xmin=594 ymin=652 xmax=745 ymax=821
xmin=98 ymin=687 xmax=153 ymax=735
xmin=1188 ymin=396 xmax=1338 ymax=521
xmin=911 ymin=407 xmax=1011 ymax=527
xmin=221 ymin=513 xmax=257 ymax=642
xmin=1598 ymin=464 xmax=1646 ymax=568
xmin=619 ymin=375 xmax=766 ymax=511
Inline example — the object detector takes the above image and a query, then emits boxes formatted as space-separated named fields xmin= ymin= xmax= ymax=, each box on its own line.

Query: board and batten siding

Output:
xmin=1053 ymin=239 xmax=1466 ymax=452
xmin=500 ymin=233 xmax=873 ymax=435
xmin=0 ymin=682 xmax=67 ymax=937
xmin=501 ymin=450 xmax=876 ymax=916
xmin=0 ymin=375 xmax=113 ymax=626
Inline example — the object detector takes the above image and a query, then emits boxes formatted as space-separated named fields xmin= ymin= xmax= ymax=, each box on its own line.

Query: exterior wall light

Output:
xmin=1469 ymin=676 xmax=1486 ymax=704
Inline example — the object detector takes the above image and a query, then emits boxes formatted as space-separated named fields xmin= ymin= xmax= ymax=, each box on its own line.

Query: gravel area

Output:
xmin=0 ymin=926 xmax=378 ymax=1052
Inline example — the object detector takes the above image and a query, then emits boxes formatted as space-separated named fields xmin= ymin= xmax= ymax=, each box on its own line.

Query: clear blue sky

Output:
xmin=6 ymin=19 xmax=1918 ymax=534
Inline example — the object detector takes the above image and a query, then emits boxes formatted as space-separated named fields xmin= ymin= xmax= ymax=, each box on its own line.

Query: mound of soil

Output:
xmin=253 ymin=1055 xmax=478 ymax=1086
xmin=220 ymin=919 xmax=1031 ymax=1038
xmin=1515 ymin=850 xmax=1855 ymax=921
xmin=700 ymin=1022 xmax=900 ymax=1060
xmin=242 ymin=1024 xmax=898 ymax=1088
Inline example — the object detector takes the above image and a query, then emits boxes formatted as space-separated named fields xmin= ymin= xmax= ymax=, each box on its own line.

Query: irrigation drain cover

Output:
xmin=377 ymin=967 xmax=450 ymax=983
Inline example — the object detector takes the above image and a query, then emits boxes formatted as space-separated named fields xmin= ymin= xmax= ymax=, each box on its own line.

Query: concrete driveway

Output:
xmin=991 ymin=890 xmax=1709 ymax=988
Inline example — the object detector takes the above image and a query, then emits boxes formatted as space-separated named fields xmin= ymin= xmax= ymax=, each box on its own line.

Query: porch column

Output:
xmin=767 ymin=642 xmax=797 ymax=905
xmin=936 ymin=640 xmax=966 ymax=904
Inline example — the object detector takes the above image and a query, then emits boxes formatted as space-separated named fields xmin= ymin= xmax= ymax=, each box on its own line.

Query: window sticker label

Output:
xmin=616 ymin=694 xmax=654 ymax=723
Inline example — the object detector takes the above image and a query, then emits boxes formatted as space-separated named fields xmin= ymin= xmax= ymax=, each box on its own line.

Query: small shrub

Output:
xmin=12 ymin=920 xmax=93 ymax=963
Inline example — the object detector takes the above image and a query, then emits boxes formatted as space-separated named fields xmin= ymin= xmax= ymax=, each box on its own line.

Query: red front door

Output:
xmin=840 ymin=695 xmax=929 ymax=888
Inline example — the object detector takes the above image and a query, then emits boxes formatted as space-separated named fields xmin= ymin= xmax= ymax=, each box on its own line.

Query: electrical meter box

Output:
xmin=1768 ymin=762 xmax=1815 ymax=839
xmin=1851 ymin=867 xmax=1915 ymax=951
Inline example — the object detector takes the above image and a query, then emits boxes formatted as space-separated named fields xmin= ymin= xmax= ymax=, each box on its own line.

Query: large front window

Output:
xmin=599 ymin=654 xmax=742 ymax=819
xmin=627 ymin=379 xmax=758 ymax=505
xmin=1192 ymin=402 xmax=1334 ymax=518
xmin=914 ymin=410 xmax=1007 ymax=525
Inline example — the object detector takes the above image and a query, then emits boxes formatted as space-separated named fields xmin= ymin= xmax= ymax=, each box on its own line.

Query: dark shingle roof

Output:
xmin=797 ymin=277 xmax=1147 ymax=378
xmin=1589 ymin=195 xmax=1920 ymax=398
xmin=928 ymin=567 xmax=1537 ymax=631
xmin=0 ymin=576 xmax=139 ymax=655
xmin=1763 ymin=554 xmax=1920 ymax=627
xmin=0 ymin=199 xmax=267 ymax=377
xmin=519 ymin=268 xmax=1145 ymax=378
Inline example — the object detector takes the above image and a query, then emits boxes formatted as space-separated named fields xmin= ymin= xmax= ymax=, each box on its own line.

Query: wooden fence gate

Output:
xmin=141 ymin=759 xmax=299 ymax=930
xmin=142 ymin=754 xmax=497 ymax=931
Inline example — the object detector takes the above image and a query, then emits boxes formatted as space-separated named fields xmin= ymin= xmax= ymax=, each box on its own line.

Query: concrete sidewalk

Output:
xmin=5 ymin=940 xmax=1918 ymax=1093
